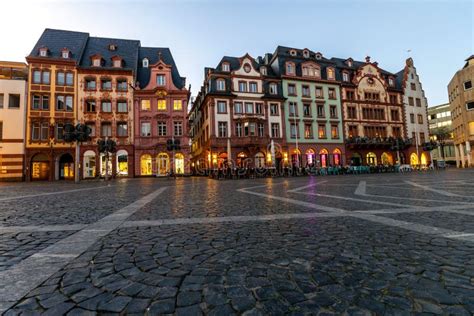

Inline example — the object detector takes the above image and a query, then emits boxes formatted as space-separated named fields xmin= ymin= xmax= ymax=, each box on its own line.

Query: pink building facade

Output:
xmin=133 ymin=48 xmax=191 ymax=176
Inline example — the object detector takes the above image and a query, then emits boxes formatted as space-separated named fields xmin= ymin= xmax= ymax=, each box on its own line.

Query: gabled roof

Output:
xmin=79 ymin=36 xmax=140 ymax=71
xmin=28 ymin=28 xmax=89 ymax=63
xmin=137 ymin=47 xmax=186 ymax=89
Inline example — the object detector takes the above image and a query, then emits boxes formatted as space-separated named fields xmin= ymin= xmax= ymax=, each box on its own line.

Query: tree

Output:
xmin=432 ymin=126 xmax=451 ymax=160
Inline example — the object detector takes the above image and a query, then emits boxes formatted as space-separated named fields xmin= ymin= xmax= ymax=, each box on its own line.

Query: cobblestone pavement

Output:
xmin=1 ymin=169 xmax=474 ymax=315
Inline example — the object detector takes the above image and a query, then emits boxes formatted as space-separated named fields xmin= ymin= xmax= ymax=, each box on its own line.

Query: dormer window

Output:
xmin=289 ymin=50 xmax=297 ymax=56
xmin=216 ymin=78 xmax=225 ymax=91
xmin=346 ymin=59 xmax=353 ymax=67
xmin=114 ymin=60 xmax=121 ymax=68
xmin=142 ymin=58 xmax=149 ymax=68
xmin=260 ymin=67 xmax=267 ymax=75
xmin=342 ymin=72 xmax=349 ymax=82
xmin=157 ymin=74 xmax=166 ymax=86
xmin=315 ymin=53 xmax=322 ymax=60
xmin=108 ymin=44 xmax=117 ymax=51
xmin=92 ymin=58 xmax=101 ymax=67
xmin=243 ymin=63 xmax=251 ymax=73
xmin=286 ymin=62 xmax=295 ymax=75
xmin=303 ymin=50 xmax=310 ymax=58
xmin=388 ymin=77 xmax=394 ymax=87
xmin=222 ymin=63 xmax=230 ymax=72
xmin=39 ymin=47 xmax=48 ymax=57
xmin=327 ymin=67 xmax=335 ymax=80
xmin=302 ymin=64 xmax=320 ymax=78
xmin=61 ymin=49 xmax=70 ymax=59
xmin=269 ymin=83 xmax=278 ymax=95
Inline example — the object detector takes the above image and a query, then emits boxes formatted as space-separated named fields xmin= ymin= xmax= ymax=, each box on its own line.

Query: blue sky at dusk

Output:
xmin=1 ymin=0 xmax=472 ymax=106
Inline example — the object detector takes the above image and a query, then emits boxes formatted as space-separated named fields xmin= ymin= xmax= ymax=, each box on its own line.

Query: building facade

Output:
xmin=134 ymin=48 xmax=191 ymax=176
xmin=0 ymin=61 xmax=28 ymax=181
xmin=190 ymin=54 xmax=285 ymax=171
xmin=25 ymin=29 xmax=88 ymax=181
xmin=448 ymin=55 xmax=474 ymax=167
xmin=397 ymin=57 xmax=430 ymax=166
xmin=428 ymin=103 xmax=456 ymax=164
xmin=333 ymin=56 xmax=409 ymax=166
xmin=267 ymin=47 xmax=345 ymax=167
xmin=78 ymin=37 xmax=139 ymax=179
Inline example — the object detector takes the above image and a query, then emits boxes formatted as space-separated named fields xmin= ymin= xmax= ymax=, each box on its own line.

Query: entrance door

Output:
xmin=157 ymin=153 xmax=169 ymax=176
xmin=175 ymin=153 xmax=184 ymax=175
xmin=83 ymin=151 xmax=96 ymax=178
xmin=31 ymin=154 xmax=50 ymax=181
xmin=59 ymin=154 xmax=74 ymax=180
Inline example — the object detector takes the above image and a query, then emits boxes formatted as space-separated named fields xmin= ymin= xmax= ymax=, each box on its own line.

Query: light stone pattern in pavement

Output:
xmin=1 ymin=170 xmax=474 ymax=315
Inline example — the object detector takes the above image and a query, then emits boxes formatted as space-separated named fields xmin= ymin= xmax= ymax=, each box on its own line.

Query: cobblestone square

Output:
xmin=1 ymin=170 xmax=474 ymax=315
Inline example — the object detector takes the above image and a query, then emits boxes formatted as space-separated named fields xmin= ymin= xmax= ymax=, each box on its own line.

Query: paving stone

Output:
xmin=148 ymin=298 xmax=175 ymax=314
xmin=175 ymin=304 xmax=202 ymax=316
xmin=97 ymin=296 xmax=131 ymax=313
xmin=177 ymin=291 xmax=201 ymax=306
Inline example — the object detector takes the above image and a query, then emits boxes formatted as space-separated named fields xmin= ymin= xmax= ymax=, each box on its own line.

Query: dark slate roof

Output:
xmin=28 ymin=29 xmax=89 ymax=63
xmin=395 ymin=69 xmax=405 ymax=90
xmin=79 ymin=36 xmax=140 ymax=71
xmin=137 ymin=47 xmax=185 ymax=89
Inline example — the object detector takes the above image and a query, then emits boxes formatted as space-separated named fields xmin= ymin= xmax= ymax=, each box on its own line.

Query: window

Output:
xmin=346 ymin=90 xmax=355 ymax=100
xmin=56 ymin=96 xmax=73 ymax=111
xmin=141 ymin=122 xmax=151 ymax=136
xmin=117 ymin=100 xmax=127 ymax=113
xmin=260 ymin=67 xmax=267 ymax=75
xmin=33 ymin=70 xmax=41 ymax=83
xmin=245 ymin=102 xmax=253 ymax=114
xmin=420 ymin=132 xmax=425 ymax=143
xmin=392 ymin=126 xmax=401 ymax=138
xmin=173 ymin=100 xmax=182 ymax=111
xmin=66 ymin=73 xmax=73 ymax=86
xmin=217 ymin=101 xmax=226 ymax=113
xmin=408 ymin=97 xmax=414 ymax=106
xmin=331 ymin=125 xmax=339 ymax=138
xmin=329 ymin=105 xmax=337 ymax=118
xmin=288 ymin=84 xmax=296 ymax=96
xmin=217 ymin=79 xmax=225 ymax=91
xmin=158 ymin=122 xmax=167 ymax=136
xmin=342 ymin=72 xmax=349 ymax=82
xmin=328 ymin=88 xmax=336 ymax=99
xmin=174 ymin=121 xmax=183 ymax=136
xmin=388 ymin=78 xmax=394 ymax=86
xmin=255 ymin=103 xmax=263 ymax=115
xmin=271 ymin=123 xmax=280 ymax=138
xmin=117 ymin=123 xmax=128 ymax=137
xmin=117 ymin=79 xmax=127 ymax=91
xmin=101 ymin=100 xmax=112 ymax=112
xmin=8 ymin=94 xmax=20 ymax=108
xmin=245 ymin=122 xmax=256 ymax=136
xmin=101 ymin=123 xmax=112 ymax=137
xmin=270 ymin=103 xmax=279 ymax=115
xmin=42 ymin=71 xmax=50 ymax=84
xmin=304 ymin=124 xmax=312 ymax=138
xmin=249 ymin=82 xmax=258 ymax=93
xmin=238 ymin=81 xmax=247 ymax=92
xmin=317 ymin=104 xmax=324 ymax=117
xmin=411 ymin=83 xmax=416 ymax=91
xmin=289 ymin=102 xmax=297 ymax=116
xmin=348 ymin=125 xmax=358 ymax=137
xmin=157 ymin=75 xmax=166 ymax=86
xmin=235 ymin=122 xmax=242 ymax=137
xmin=464 ymin=80 xmax=472 ymax=90
xmin=390 ymin=109 xmax=399 ymax=121
xmin=302 ymin=85 xmax=310 ymax=97
xmin=142 ymin=58 xmax=149 ymax=68
xmin=234 ymin=102 xmax=243 ymax=114
xmin=85 ymin=78 xmax=96 ymax=90
xmin=315 ymin=87 xmax=323 ymax=98
xmin=290 ymin=123 xmax=298 ymax=138
xmin=347 ymin=106 xmax=357 ymax=119
xmin=303 ymin=103 xmax=311 ymax=116
xmin=410 ymin=113 xmax=415 ymax=124
xmin=318 ymin=125 xmax=326 ymax=138
xmin=418 ymin=114 xmax=423 ymax=124
xmin=286 ymin=62 xmax=295 ymax=75
xmin=56 ymin=123 xmax=65 ymax=140
xmin=31 ymin=123 xmax=40 ymax=140
xmin=57 ymin=72 xmax=65 ymax=85
xmin=269 ymin=83 xmax=277 ymax=95
xmin=85 ymin=100 xmax=96 ymax=112
xmin=258 ymin=123 xmax=264 ymax=137
xmin=466 ymin=102 xmax=474 ymax=110
xmin=416 ymin=98 xmax=421 ymax=107
xmin=389 ymin=94 xmax=397 ymax=104
xmin=101 ymin=79 xmax=112 ymax=90
xmin=113 ymin=59 xmax=122 ymax=68
xmin=141 ymin=99 xmax=150 ymax=111
xmin=40 ymin=49 xmax=48 ymax=57
xmin=327 ymin=68 xmax=335 ymax=80
xmin=0 ymin=94 xmax=3 ymax=108
xmin=93 ymin=58 xmax=101 ymax=67
xmin=364 ymin=92 xmax=380 ymax=101
xmin=218 ymin=122 xmax=227 ymax=137
xmin=222 ymin=63 xmax=230 ymax=72
xmin=157 ymin=100 xmax=166 ymax=110
xmin=41 ymin=122 xmax=49 ymax=140
xmin=86 ymin=123 xmax=95 ymax=137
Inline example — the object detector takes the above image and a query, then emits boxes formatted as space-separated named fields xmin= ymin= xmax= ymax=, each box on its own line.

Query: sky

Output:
xmin=0 ymin=0 xmax=472 ymax=106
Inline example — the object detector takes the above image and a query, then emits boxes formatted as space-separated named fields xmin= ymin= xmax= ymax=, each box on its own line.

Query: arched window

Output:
xmin=381 ymin=152 xmax=393 ymax=165
xmin=333 ymin=148 xmax=342 ymax=166
xmin=157 ymin=153 xmax=169 ymax=176
xmin=327 ymin=67 xmax=335 ymax=80
xmin=142 ymin=58 xmax=149 ymax=68
xmin=410 ymin=153 xmax=419 ymax=166
xmin=306 ymin=149 xmax=315 ymax=165
xmin=140 ymin=154 xmax=152 ymax=175
xmin=319 ymin=149 xmax=328 ymax=168
xmin=116 ymin=150 xmax=128 ymax=176
xmin=216 ymin=78 xmax=225 ymax=91
xmin=255 ymin=152 xmax=265 ymax=168
xmin=366 ymin=152 xmax=377 ymax=166
xmin=175 ymin=153 xmax=185 ymax=174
